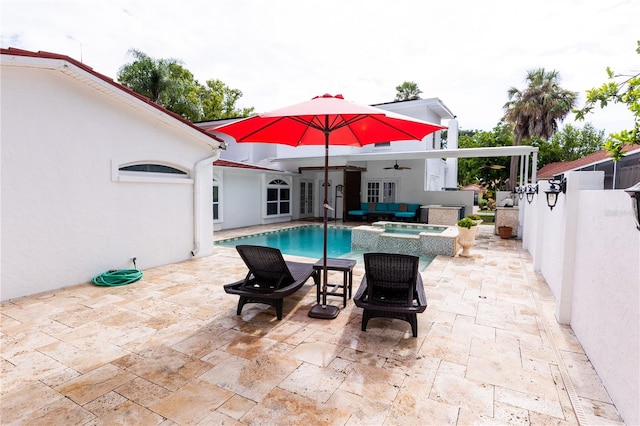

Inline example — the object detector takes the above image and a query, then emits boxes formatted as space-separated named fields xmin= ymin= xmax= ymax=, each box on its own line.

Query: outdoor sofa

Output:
xmin=348 ymin=202 xmax=420 ymax=222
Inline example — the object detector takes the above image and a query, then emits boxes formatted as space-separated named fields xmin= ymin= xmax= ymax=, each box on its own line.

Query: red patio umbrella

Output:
xmin=212 ymin=94 xmax=446 ymax=319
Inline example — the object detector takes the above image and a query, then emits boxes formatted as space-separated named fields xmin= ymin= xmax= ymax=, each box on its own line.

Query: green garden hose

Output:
xmin=92 ymin=258 xmax=143 ymax=287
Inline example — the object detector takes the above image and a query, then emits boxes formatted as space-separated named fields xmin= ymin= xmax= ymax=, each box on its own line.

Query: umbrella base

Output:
xmin=308 ymin=304 xmax=340 ymax=319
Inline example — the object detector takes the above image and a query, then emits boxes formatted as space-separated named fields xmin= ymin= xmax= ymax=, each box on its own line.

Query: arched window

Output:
xmin=119 ymin=164 xmax=188 ymax=175
xmin=113 ymin=158 xmax=192 ymax=184
xmin=266 ymin=179 xmax=290 ymax=216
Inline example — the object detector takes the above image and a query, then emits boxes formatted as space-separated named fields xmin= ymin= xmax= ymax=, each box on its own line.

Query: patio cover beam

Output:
xmin=273 ymin=146 xmax=539 ymax=183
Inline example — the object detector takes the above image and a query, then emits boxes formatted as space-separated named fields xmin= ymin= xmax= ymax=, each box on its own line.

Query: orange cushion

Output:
xmin=368 ymin=203 xmax=376 ymax=211
xmin=399 ymin=203 xmax=408 ymax=212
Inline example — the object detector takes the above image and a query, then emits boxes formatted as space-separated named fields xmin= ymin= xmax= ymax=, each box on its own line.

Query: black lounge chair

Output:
xmin=353 ymin=253 xmax=427 ymax=337
xmin=223 ymin=245 xmax=320 ymax=320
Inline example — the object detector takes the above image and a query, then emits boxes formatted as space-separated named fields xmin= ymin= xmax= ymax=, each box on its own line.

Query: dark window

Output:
xmin=213 ymin=185 xmax=219 ymax=220
xmin=119 ymin=164 xmax=187 ymax=175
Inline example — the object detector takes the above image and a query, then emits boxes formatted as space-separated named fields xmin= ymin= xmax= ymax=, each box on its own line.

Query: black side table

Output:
xmin=313 ymin=258 xmax=357 ymax=308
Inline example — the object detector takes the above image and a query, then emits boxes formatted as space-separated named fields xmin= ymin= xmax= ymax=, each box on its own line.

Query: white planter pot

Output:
xmin=457 ymin=226 xmax=475 ymax=257
xmin=472 ymin=220 xmax=482 ymax=238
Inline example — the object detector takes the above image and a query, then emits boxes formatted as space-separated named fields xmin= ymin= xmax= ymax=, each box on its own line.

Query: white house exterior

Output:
xmin=1 ymin=48 xmax=223 ymax=301
xmin=201 ymin=98 xmax=460 ymax=230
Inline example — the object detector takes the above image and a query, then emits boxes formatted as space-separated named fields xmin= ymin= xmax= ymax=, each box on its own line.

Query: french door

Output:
xmin=299 ymin=180 xmax=314 ymax=218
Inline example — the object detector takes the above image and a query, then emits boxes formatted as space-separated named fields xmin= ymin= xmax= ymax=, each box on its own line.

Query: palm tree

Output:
xmin=395 ymin=81 xmax=422 ymax=101
xmin=117 ymin=49 xmax=177 ymax=103
xmin=117 ymin=49 xmax=204 ymax=121
xmin=503 ymin=68 xmax=577 ymax=189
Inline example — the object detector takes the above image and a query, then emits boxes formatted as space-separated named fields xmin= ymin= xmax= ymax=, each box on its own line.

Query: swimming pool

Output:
xmin=214 ymin=225 xmax=435 ymax=269
xmin=214 ymin=225 xmax=353 ymax=259
xmin=383 ymin=225 xmax=447 ymax=236
xmin=352 ymin=221 xmax=458 ymax=257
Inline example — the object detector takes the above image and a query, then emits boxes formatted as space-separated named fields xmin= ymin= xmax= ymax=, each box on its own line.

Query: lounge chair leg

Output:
xmin=409 ymin=314 xmax=418 ymax=337
xmin=275 ymin=299 xmax=283 ymax=320
xmin=361 ymin=311 xmax=370 ymax=331
xmin=237 ymin=297 xmax=247 ymax=315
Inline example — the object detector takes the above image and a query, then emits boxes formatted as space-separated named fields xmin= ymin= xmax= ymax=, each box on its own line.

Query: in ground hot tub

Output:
xmin=351 ymin=221 xmax=458 ymax=257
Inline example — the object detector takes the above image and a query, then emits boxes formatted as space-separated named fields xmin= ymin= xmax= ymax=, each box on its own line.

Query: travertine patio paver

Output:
xmin=0 ymin=223 xmax=623 ymax=425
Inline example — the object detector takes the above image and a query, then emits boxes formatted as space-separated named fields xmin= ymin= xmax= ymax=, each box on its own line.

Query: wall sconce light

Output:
xmin=624 ymin=182 xmax=640 ymax=231
xmin=515 ymin=186 xmax=525 ymax=200
xmin=525 ymin=184 xmax=538 ymax=204
xmin=544 ymin=177 xmax=566 ymax=211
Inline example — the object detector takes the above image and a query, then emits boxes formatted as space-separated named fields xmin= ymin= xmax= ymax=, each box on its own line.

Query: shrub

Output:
xmin=466 ymin=214 xmax=481 ymax=221
xmin=478 ymin=199 xmax=488 ymax=210
xmin=457 ymin=218 xmax=475 ymax=229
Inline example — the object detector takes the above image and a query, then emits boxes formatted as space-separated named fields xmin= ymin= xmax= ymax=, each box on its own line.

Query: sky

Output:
xmin=2 ymin=0 xmax=638 ymax=134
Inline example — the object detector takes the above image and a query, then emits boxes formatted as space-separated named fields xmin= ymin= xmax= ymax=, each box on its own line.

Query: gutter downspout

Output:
xmin=191 ymin=138 xmax=224 ymax=257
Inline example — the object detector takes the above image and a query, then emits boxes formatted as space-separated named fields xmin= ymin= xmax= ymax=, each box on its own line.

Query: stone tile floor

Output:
xmin=0 ymin=223 xmax=624 ymax=425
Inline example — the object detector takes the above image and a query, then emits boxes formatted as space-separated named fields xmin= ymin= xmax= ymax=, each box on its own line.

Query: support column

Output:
xmin=444 ymin=119 xmax=459 ymax=189
xmin=555 ymin=171 xmax=604 ymax=324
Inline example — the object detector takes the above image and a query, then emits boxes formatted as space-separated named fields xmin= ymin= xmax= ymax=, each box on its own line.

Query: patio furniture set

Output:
xmin=347 ymin=202 xmax=421 ymax=222
xmin=223 ymin=245 xmax=427 ymax=337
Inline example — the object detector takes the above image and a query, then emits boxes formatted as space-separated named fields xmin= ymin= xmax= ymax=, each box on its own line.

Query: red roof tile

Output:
xmin=213 ymin=159 xmax=282 ymax=172
xmin=461 ymin=184 xmax=487 ymax=191
xmin=537 ymin=144 xmax=640 ymax=179
xmin=1 ymin=47 xmax=223 ymax=144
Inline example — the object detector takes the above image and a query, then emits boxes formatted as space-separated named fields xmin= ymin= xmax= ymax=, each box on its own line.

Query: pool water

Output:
xmin=215 ymin=225 xmax=435 ymax=270
xmin=384 ymin=226 xmax=446 ymax=236
xmin=215 ymin=226 xmax=353 ymax=259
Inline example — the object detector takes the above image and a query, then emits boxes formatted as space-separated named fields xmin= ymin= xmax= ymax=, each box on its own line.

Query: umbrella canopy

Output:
xmin=212 ymin=94 xmax=445 ymax=147
xmin=212 ymin=94 xmax=446 ymax=319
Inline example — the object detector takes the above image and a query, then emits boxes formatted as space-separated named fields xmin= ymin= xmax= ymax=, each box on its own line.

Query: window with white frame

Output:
xmin=266 ymin=179 xmax=291 ymax=216
xmin=212 ymin=179 xmax=220 ymax=221
xmin=366 ymin=180 xmax=397 ymax=203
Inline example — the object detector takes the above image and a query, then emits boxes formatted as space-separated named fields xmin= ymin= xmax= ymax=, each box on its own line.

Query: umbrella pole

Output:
xmin=308 ymin=121 xmax=339 ymax=319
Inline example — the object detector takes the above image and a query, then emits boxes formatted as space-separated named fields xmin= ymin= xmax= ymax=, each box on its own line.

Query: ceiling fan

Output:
xmin=384 ymin=161 xmax=411 ymax=170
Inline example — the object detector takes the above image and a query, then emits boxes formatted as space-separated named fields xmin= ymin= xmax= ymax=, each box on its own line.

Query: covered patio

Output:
xmin=0 ymin=223 xmax=621 ymax=425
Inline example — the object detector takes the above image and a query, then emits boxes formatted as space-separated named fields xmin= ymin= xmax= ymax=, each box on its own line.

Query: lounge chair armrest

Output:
xmin=415 ymin=274 xmax=427 ymax=306
xmin=354 ymin=275 xmax=368 ymax=300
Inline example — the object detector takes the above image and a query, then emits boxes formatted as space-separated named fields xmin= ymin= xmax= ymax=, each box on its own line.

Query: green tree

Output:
xmin=458 ymin=122 xmax=513 ymax=189
xmin=574 ymin=40 xmax=640 ymax=160
xmin=160 ymin=62 xmax=204 ymax=121
xmin=532 ymin=123 xmax=604 ymax=168
xmin=117 ymin=49 xmax=254 ymax=122
xmin=394 ymin=81 xmax=422 ymax=101
xmin=200 ymin=79 xmax=255 ymax=120
xmin=118 ymin=49 xmax=177 ymax=103
xmin=503 ymin=68 xmax=577 ymax=189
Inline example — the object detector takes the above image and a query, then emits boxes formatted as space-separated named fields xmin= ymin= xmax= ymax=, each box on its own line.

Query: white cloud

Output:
xmin=2 ymin=0 xmax=638 ymax=133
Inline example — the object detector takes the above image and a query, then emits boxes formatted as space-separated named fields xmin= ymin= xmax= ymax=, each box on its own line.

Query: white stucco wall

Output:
xmin=219 ymin=171 xmax=266 ymax=229
xmin=523 ymin=172 xmax=639 ymax=425
xmin=572 ymin=190 xmax=639 ymax=426
xmin=1 ymin=60 xmax=217 ymax=301
xmin=539 ymin=193 xmax=566 ymax=300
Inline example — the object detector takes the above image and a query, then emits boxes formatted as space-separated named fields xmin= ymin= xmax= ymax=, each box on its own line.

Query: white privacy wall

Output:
xmin=572 ymin=190 xmax=639 ymax=426
xmin=522 ymin=171 xmax=639 ymax=425
xmin=1 ymin=62 xmax=216 ymax=301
